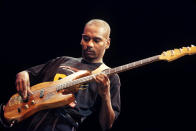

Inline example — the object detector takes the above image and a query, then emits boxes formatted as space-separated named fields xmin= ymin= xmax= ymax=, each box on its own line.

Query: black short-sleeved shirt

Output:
xmin=25 ymin=56 xmax=121 ymax=130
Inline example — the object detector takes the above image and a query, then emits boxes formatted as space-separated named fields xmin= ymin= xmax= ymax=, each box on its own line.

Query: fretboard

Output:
xmin=103 ymin=55 xmax=160 ymax=75
xmin=56 ymin=55 xmax=160 ymax=91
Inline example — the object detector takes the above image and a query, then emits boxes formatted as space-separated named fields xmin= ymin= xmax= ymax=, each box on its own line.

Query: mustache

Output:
xmin=84 ymin=47 xmax=95 ymax=53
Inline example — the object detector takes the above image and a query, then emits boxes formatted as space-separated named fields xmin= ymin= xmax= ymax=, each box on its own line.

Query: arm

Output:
xmin=15 ymin=56 xmax=67 ymax=99
xmin=95 ymin=74 xmax=116 ymax=130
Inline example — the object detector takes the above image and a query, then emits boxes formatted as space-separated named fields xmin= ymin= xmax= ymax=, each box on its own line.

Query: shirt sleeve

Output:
xmin=109 ymin=74 xmax=121 ymax=120
xmin=25 ymin=56 xmax=68 ymax=86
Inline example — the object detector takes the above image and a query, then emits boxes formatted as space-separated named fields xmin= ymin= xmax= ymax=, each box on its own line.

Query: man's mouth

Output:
xmin=85 ymin=50 xmax=95 ymax=54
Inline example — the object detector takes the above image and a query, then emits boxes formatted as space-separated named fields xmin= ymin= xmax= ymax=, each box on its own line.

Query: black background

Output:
xmin=1 ymin=0 xmax=196 ymax=131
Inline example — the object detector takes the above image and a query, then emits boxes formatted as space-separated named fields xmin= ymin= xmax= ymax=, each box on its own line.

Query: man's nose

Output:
xmin=86 ymin=40 xmax=94 ymax=47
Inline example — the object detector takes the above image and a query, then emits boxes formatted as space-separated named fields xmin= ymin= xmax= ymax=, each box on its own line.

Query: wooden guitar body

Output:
xmin=4 ymin=70 xmax=90 ymax=123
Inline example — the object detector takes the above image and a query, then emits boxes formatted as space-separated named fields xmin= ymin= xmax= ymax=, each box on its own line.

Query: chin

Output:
xmin=84 ymin=56 xmax=97 ymax=61
xmin=85 ymin=56 xmax=96 ymax=61
xmin=82 ymin=52 xmax=98 ymax=61
xmin=84 ymin=54 xmax=96 ymax=59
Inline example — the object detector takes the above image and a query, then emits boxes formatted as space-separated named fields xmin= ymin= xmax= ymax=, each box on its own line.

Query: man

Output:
xmin=2 ymin=19 xmax=121 ymax=131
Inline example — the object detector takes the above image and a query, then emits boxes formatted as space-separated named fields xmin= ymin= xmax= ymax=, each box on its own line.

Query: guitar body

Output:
xmin=4 ymin=70 xmax=90 ymax=123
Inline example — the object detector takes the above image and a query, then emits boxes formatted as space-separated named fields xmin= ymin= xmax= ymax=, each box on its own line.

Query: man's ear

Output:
xmin=105 ymin=38 xmax=111 ymax=49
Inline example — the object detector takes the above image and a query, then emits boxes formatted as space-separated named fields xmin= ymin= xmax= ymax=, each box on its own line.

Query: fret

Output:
xmin=108 ymin=69 xmax=111 ymax=75
xmin=114 ymin=68 xmax=117 ymax=73
xmin=119 ymin=66 xmax=123 ymax=72
xmin=81 ymin=77 xmax=86 ymax=83
xmin=75 ymin=79 xmax=83 ymax=85
xmin=67 ymin=82 xmax=71 ymax=88
xmin=133 ymin=62 xmax=135 ymax=67
xmin=115 ymin=67 xmax=118 ymax=73
xmin=146 ymin=58 xmax=150 ymax=63
xmin=135 ymin=61 xmax=139 ymax=66
xmin=62 ymin=84 xmax=66 ymax=89
xmin=110 ymin=69 xmax=114 ymax=74
xmin=147 ymin=58 xmax=151 ymax=62
xmin=82 ymin=77 xmax=87 ymax=82
xmin=116 ymin=67 xmax=121 ymax=72
xmin=104 ymin=69 xmax=108 ymax=75
xmin=104 ymin=69 xmax=109 ymax=75
xmin=136 ymin=61 xmax=139 ymax=66
xmin=118 ymin=66 xmax=121 ymax=72
xmin=67 ymin=82 xmax=72 ymax=87
xmin=60 ymin=84 xmax=63 ymax=89
xmin=122 ymin=65 xmax=126 ymax=71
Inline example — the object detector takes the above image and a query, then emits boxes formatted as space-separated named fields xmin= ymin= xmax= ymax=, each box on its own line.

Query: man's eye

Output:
xmin=93 ymin=38 xmax=102 ymax=43
xmin=83 ymin=36 xmax=90 ymax=42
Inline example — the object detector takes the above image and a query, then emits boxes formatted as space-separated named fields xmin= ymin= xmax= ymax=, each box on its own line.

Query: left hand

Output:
xmin=94 ymin=73 xmax=110 ymax=98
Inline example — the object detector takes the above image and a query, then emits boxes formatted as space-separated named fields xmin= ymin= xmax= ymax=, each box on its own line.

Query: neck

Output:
xmin=83 ymin=57 xmax=103 ymax=64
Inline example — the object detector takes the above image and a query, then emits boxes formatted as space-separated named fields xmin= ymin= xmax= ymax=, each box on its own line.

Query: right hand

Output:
xmin=16 ymin=71 xmax=33 ymax=100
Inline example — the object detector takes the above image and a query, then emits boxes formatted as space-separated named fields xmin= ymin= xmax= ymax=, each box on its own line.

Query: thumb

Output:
xmin=27 ymin=81 xmax=33 ymax=95
xmin=27 ymin=88 xmax=33 ymax=95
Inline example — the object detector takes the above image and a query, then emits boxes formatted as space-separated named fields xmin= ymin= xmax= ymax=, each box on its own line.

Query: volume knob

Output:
xmin=31 ymin=100 xmax=35 ymax=105
xmin=24 ymin=104 xmax=29 ymax=109
xmin=17 ymin=108 xmax=21 ymax=113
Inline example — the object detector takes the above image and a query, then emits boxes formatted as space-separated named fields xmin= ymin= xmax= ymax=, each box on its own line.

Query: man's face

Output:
xmin=81 ymin=24 xmax=110 ymax=63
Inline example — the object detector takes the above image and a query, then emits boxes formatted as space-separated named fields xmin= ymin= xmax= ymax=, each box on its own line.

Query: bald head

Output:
xmin=84 ymin=19 xmax=111 ymax=39
xmin=81 ymin=19 xmax=111 ymax=63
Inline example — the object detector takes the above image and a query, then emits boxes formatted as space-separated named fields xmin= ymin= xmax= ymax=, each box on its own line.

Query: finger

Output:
xmin=27 ymin=88 xmax=33 ymax=96
xmin=22 ymin=80 xmax=27 ymax=99
xmin=19 ymin=80 xmax=23 ymax=94
xmin=103 ymin=74 xmax=110 ymax=84
xmin=95 ymin=75 xmax=104 ymax=83
xmin=97 ymin=74 xmax=108 ymax=83
xmin=16 ymin=80 xmax=20 ymax=92
xmin=96 ymin=78 xmax=108 ymax=89
xmin=27 ymin=87 xmax=33 ymax=96
xmin=93 ymin=75 xmax=99 ymax=83
xmin=26 ymin=81 xmax=33 ymax=95
xmin=98 ymin=74 xmax=110 ymax=87
xmin=17 ymin=80 xmax=24 ymax=98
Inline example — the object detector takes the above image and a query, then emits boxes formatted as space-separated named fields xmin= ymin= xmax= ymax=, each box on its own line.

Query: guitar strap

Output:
xmin=0 ymin=104 xmax=10 ymax=128
xmin=92 ymin=63 xmax=109 ymax=74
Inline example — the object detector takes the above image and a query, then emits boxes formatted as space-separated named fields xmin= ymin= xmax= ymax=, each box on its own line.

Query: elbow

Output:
xmin=100 ymin=117 xmax=115 ymax=130
xmin=101 ymin=123 xmax=114 ymax=131
xmin=108 ymin=122 xmax=113 ymax=129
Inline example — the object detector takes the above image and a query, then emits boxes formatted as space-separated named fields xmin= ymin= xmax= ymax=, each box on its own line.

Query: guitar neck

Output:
xmin=103 ymin=55 xmax=160 ymax=75
xmin=56 ymin=55 xmax=160 ymax=91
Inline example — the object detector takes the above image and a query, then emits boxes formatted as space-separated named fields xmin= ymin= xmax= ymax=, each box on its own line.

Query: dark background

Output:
xmin=1 ymin=0 xmax=196 ymax=131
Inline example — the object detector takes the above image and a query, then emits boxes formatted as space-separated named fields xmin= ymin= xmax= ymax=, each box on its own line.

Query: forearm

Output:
xmin=99 ymin=93 xmax=115 ymax=130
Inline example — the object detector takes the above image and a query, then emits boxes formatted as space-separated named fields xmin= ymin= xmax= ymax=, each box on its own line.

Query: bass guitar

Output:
xmin=2 ymin=45 xmax=196 ymax=126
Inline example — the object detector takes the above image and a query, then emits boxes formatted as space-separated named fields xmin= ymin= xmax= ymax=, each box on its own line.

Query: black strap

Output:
xmin=27 ymin=109 xmax=78 ymax=131
xmin=0 ymin=104 xmax=15 ymax=128
xmin=59 ymin=112 xmax=79 ymax=128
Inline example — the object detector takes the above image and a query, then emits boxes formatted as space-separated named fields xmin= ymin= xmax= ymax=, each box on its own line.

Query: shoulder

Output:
xmin=102 ymin=63 xmax=121 ymax=86
xmin=109 ymin=73 xmax=121 ymax=86
xmin=109 ymin=73 xmax=121 ymax=99
xmin=103 ymin=64 xmax=120 ymax=85
xmin=52 ymin=56 xmax=82 ymax=63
